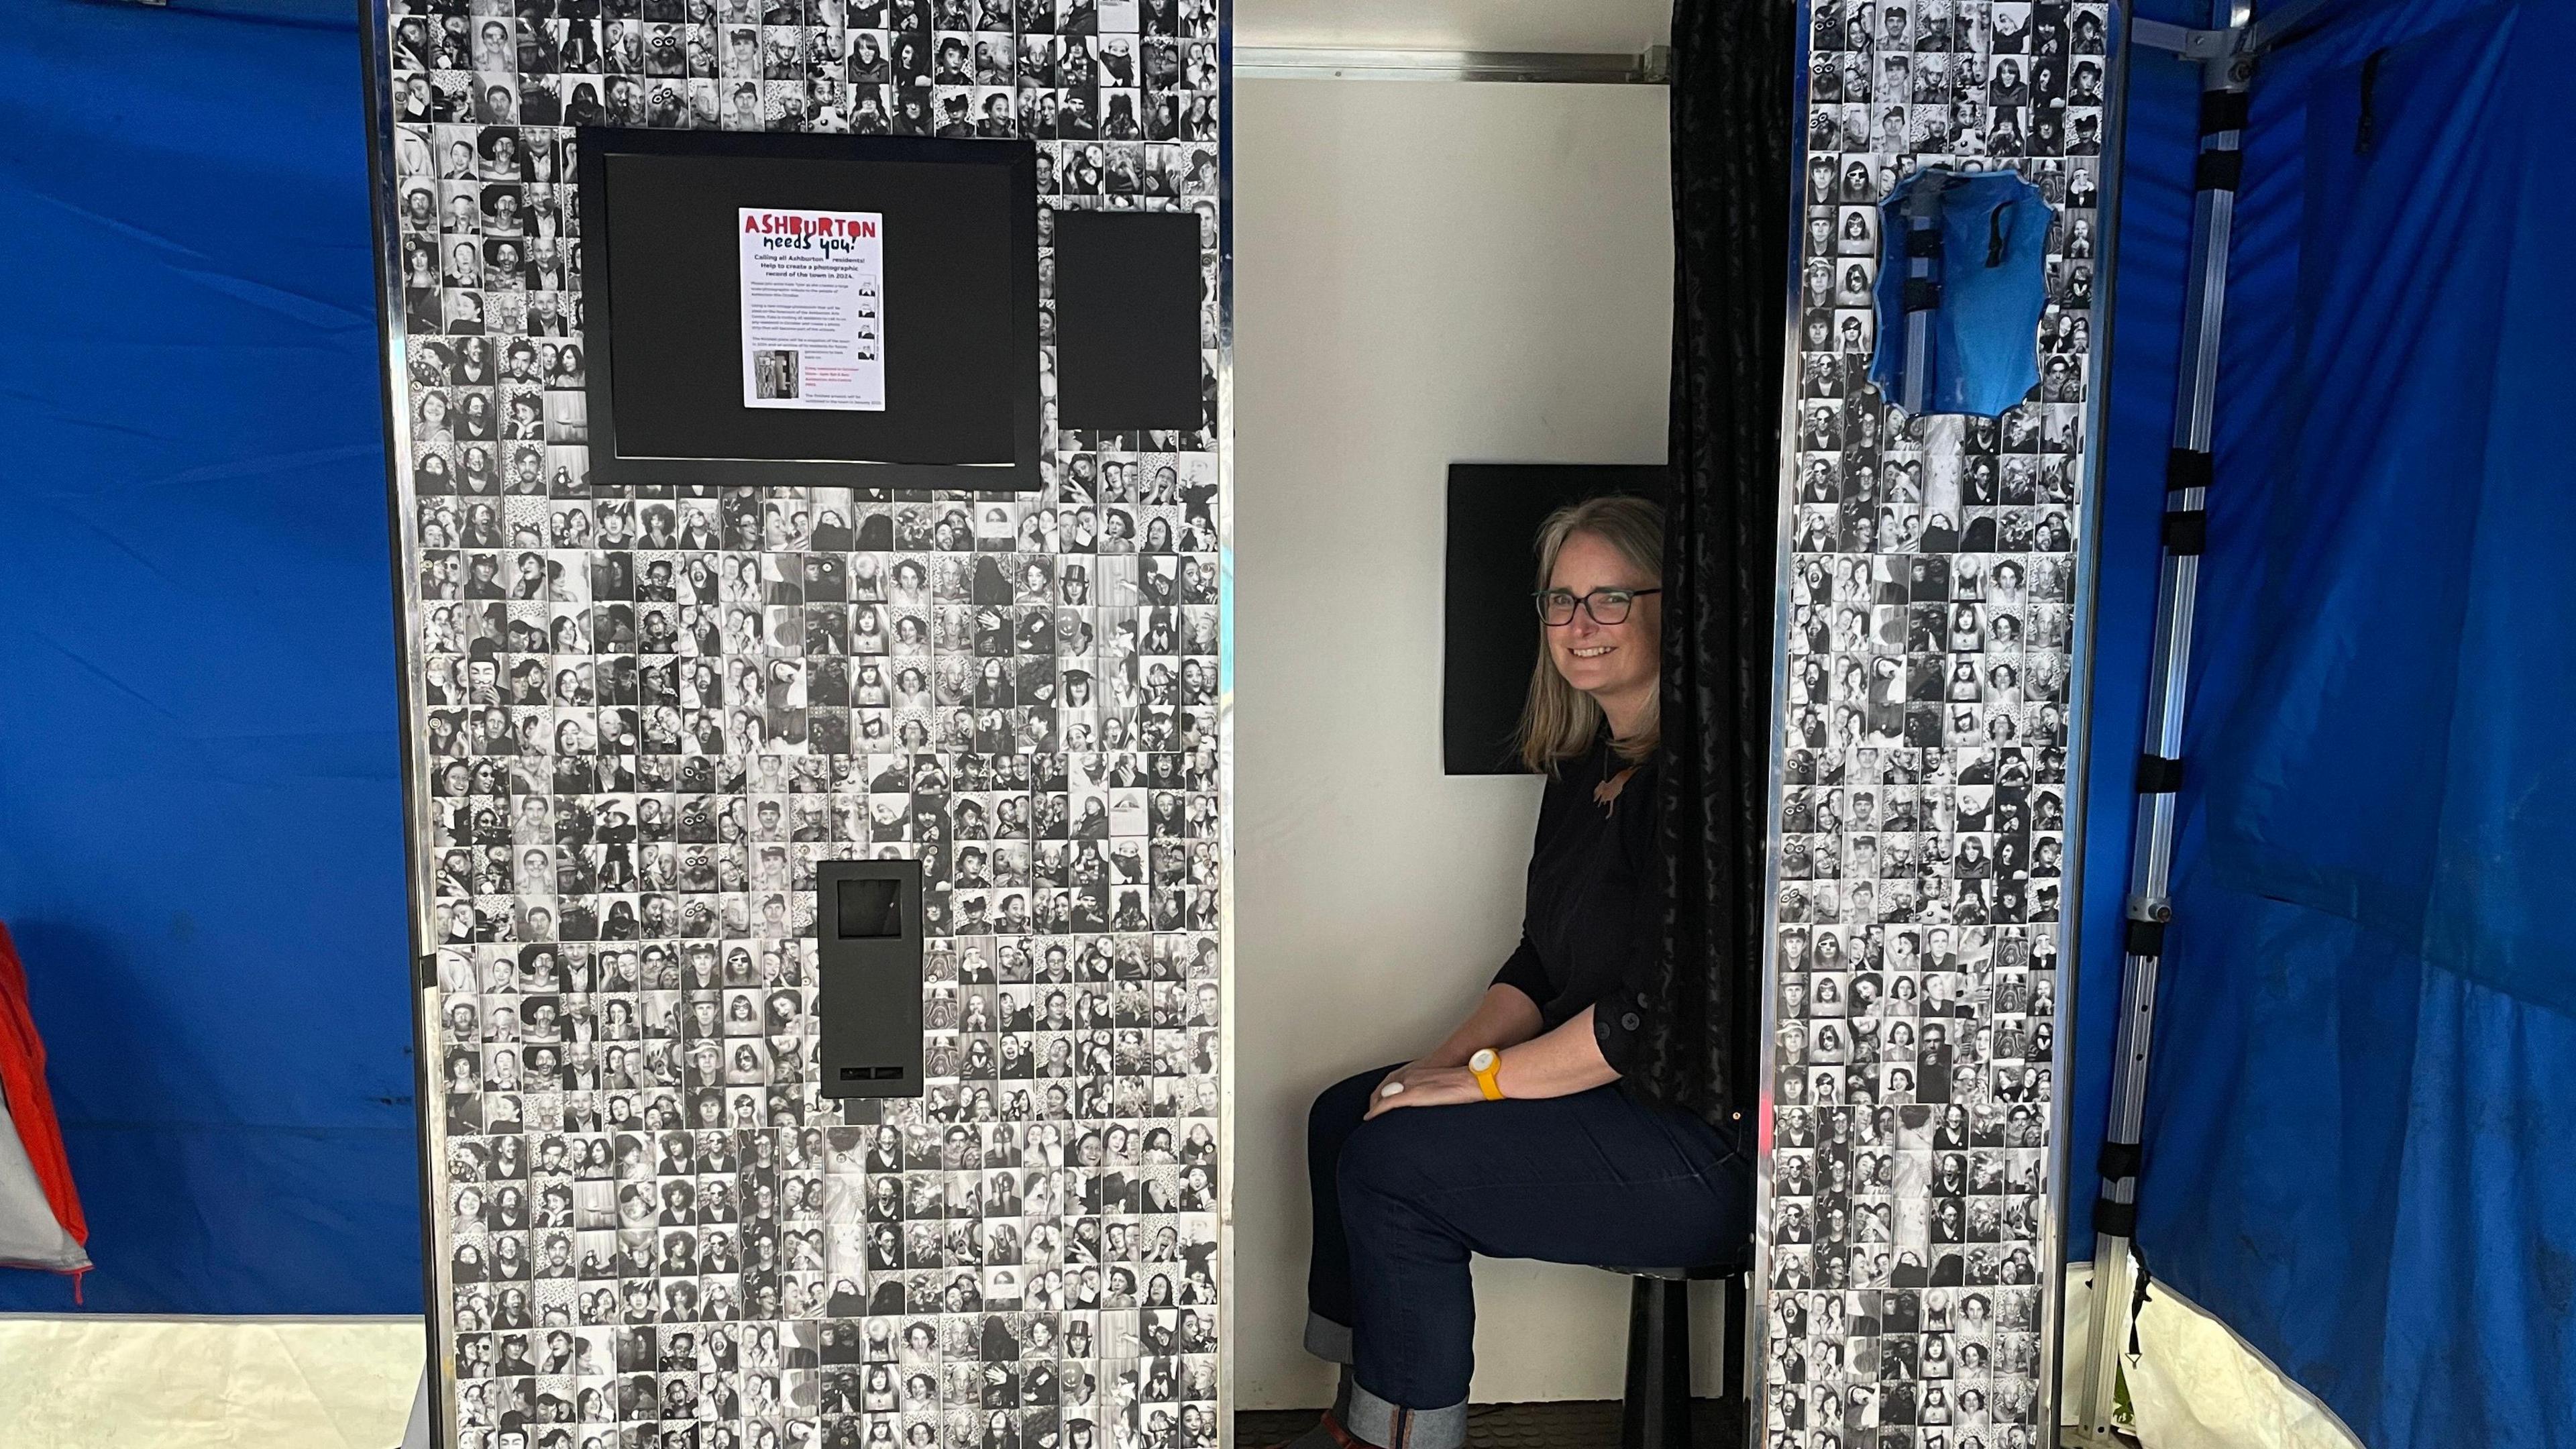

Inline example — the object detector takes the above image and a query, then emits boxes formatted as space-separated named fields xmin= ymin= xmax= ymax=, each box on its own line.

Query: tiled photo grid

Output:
xmin=1762 ymin=2 xmax=2105 ymax=1446
xmin=377 ymin=1 xmax=1228 ymax=1447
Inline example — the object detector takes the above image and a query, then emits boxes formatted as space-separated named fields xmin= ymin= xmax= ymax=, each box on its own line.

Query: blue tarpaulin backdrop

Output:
xmin=0 ymin=0 xmax=418 ymax=1312
xmin=2079 ymin=1 xmax=2576 ymax=1445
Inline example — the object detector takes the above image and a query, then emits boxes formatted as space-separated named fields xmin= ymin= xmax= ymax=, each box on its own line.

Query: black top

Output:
xmin=1490 ymin=730 xmax=1662 ymax=1073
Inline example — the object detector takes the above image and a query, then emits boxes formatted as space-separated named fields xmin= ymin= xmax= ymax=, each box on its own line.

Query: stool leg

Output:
xmin=1718 ymin=1275 xmax=1750 ymax=1442
xmin=1620 ymin=1277 xmax=1695 ymax=1449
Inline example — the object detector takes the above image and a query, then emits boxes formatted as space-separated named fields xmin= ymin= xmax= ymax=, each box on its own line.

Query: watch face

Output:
xmin=1468 ymin=1048 xmax=1496 ymax=1072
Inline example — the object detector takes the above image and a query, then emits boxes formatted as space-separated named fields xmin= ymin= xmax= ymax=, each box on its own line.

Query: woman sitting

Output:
xmin=1279 ymin=494 xmax=1753 ymax=1449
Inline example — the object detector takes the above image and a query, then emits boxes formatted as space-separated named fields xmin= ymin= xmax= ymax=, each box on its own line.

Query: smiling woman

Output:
xmin=1517 ymin=496 xmax=1666 ymax=772
xmin=1271 ymin=495 xmax=1752 ymax=1449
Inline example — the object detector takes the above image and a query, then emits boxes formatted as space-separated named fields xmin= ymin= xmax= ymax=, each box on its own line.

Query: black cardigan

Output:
xmin=1489 ymin=731 xmax=1661 ymax=1073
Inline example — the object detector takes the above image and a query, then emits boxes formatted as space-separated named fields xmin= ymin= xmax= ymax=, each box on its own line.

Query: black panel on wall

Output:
xmin=1053 ymin=208 xmax=1204 ymax=429
xmin=816 ymin=859 xmax=924 ymax=1101
xmin=1444 ymin=463 xmax=1670 ymax=775
xmin=579 ymin=128 xmax=1042 ymax=490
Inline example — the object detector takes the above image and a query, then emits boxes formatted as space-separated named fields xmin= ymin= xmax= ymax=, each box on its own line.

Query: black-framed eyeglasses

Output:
xmin=1534 ymin=587 xmax=1662 ymax=626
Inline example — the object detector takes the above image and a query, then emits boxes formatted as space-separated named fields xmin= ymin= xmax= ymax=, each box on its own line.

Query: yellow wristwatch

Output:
xmin=1468 ymin=1047 xmax=1505 ymax=1101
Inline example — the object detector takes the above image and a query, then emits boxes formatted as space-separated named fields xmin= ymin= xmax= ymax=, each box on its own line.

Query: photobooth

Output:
xmin=1 ymin=0 xmax=2569 ymax=1446
xmin=362 ymin=1 xmax=1232 ymax=1446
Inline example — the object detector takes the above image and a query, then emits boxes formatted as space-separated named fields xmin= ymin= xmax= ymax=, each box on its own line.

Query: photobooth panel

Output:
xmin=362 ymin=4 xmax=1234 ymax=1446
xmin=1752 ymin=1 xmax=2118 ymax=1443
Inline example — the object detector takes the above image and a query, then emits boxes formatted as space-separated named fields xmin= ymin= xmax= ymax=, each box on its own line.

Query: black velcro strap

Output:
xmin=1905 ymin=228 xmax=1945 ymax=258
xmin=2135 ymin=755 xmax=2184 ymax=795
xmin=2098 ymin=1140 xmax=2144 ymax=1181
xmin=1903 ymin=278 xmax=1945 ymax=311
xmin=2131 ymin=1259 xmax=2154 ymax=1358
xmin=2196 ymin=148 xmax=2245 ymax=193
xmin=2094 ymin=1196 xmax=2140 ymax=1238
xmin=2199 ymin=89 xmax=2251 ymax=136
xmin=2166 ymin=447 xmax=2214 ymax=492
xmin=2125 ymin=918 xmax=2166 ymax=958
xmin=2162 ymin=508 xmax=2208 ymax=555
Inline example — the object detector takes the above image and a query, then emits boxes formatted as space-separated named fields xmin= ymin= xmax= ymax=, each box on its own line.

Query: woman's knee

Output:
xmin=1307 ymin=1066 xmax=1394 ymax=1159
xmin=1333 ymin=1107 xmax=1448 ymax=1208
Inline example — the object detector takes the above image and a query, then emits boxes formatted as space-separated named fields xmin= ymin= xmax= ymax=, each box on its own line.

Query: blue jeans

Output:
xmin=1303 ymin=1065 xmax=1752 ymax=1449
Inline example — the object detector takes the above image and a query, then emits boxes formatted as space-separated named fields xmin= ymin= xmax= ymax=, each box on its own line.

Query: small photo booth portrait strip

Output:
xmin=370 ymin=0 xmax=1230 ymax=1442
xmin=1760 ymin=1 xmax=2105 ymax=1443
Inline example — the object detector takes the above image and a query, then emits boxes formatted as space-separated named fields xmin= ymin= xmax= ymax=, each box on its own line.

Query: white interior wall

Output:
xmin=1230 ymin=76 xmax=1678 ymax=1409
xmin=1235 ymin=0 xmax=1672 ymax=54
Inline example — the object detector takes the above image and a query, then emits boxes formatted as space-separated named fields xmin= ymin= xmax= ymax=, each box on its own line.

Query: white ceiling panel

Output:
xmin=1234 ymin=0 xmax=1672 ymax=55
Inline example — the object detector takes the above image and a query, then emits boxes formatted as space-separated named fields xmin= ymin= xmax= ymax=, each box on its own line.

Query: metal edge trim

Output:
xmin=1745 ymin=0 xmax=1820 ymax=1436
xmin=1230 ymin=45 xmax=1666 ymax=85
xmin=1214 ymin=4 xmax=1241 ymax=1444
xmin=2042 ymin=5 xmax=2142 ymax=1442
xmin=354 ymin=1 xmax=454 ymax=1444
xmin=0 ymin=1312 xmax=430 ymax=1324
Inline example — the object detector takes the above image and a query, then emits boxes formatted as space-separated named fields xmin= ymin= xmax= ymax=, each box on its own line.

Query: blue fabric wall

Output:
xmin=2063 ymin=0 xmax=2204 ymax=1254
xmin=2080 ymin=1 xmax=2576 ymax=1444
xmin=0 ymin=0 xmax=419 ymax=1312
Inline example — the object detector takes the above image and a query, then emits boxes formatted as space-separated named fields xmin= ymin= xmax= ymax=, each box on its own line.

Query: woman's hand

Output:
xmin=1370 ymin=1059 xmax=1438 ymax=1099
xmin=1369 ymin=1054 xmax=1474 ymax=1106
xmin=1362 ymin=1065 xmax=1485 ymax=1120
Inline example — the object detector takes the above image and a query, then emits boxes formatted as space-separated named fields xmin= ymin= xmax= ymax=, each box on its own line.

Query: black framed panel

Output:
xmin=578 ymin=127 xmax=1043 ymax=491
xmin=1053 ymin=208 xmax=1205 ymax=431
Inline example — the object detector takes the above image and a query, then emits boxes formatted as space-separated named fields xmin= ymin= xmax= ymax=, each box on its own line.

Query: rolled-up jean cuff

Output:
xmin=1343 ymin=1380 xmax=1468 ymax=1449
xmin=1302 ymin=1312 xmax=1354 ymax=1364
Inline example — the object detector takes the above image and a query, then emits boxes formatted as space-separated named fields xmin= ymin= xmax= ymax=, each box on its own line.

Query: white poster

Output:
xmin=738 ymin=207 xmax=885 ymax=411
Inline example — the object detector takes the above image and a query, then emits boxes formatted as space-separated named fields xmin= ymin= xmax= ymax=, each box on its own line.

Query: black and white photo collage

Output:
xmin=1765 ymin=2 xmax=2102 ymax=1447
xmin=379 ymin=2 xmax=1228 ymax=1448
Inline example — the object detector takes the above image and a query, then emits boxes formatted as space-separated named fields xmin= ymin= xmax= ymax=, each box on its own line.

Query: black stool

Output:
xmin=1605 ymin=1263 xmax=1750 ymax=1449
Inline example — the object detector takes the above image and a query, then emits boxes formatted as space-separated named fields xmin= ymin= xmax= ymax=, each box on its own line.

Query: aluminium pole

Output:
xmin=2067 ymin=1 xmax=2255 ymax=1442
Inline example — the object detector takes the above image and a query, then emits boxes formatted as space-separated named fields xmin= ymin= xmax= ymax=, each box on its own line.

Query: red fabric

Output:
xmin=0 ymin=922 xmax=86 ymax=1247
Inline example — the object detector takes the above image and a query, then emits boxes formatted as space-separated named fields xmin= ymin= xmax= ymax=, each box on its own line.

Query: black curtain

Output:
xmin=1635 ymin=0 xmax=1795 ymax=1150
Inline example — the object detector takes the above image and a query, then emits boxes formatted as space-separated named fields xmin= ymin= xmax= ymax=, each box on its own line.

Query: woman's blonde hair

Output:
xmin=1514 ymin=494 xmax=1664 ymax=773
